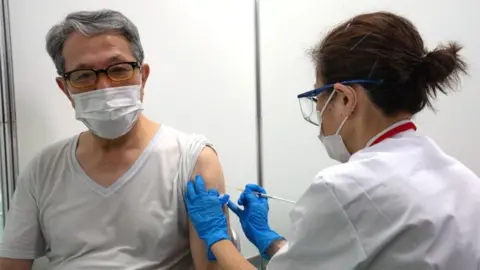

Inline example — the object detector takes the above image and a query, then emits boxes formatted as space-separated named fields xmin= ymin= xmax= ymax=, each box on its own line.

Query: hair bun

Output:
xmin=420 ymin=42 xmax=467 ymax=97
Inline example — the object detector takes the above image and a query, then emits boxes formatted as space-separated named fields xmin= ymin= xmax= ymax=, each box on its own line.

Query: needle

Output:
xmin=226 ymin=185 xmax=296 ymax=204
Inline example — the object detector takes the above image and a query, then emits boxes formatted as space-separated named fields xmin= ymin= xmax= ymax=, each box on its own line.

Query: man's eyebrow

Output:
xmin=70 ymin=55 xmax=127 ymax=71
xmin=106 ymin=55 xmax=127 ymax=64
xmin=70 ymin=63 xmax=91 ymax=70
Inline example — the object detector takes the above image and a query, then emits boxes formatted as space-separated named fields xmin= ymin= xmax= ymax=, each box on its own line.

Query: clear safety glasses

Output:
xmin=297 ymin=79 xmax=383 ymax=126
xmin=298 ymin=95 xmax=321 ymax=126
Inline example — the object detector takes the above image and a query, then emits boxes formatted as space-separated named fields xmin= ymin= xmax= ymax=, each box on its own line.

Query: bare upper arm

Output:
xmin=0 ymin=258 xmax=33 ymax=270
xmin=188 ymin=146 xmax=231 ymax=270
xmin=190 ymin=146 xmax=225 ymax=192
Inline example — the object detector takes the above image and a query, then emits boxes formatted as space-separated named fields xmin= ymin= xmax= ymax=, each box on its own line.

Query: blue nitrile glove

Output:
xmin=227 ymin=184 xmax=284 ymax=259
xmin=184 ymin=175 xmax=231 ymax=261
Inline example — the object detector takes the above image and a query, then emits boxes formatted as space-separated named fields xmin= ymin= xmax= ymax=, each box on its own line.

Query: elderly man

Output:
xmin=0 ymin=9 xmax=230 ymax=270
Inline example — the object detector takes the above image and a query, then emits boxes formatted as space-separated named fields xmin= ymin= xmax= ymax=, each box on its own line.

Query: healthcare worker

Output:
xmin=184 ymin=11 xmax=480 ymax=270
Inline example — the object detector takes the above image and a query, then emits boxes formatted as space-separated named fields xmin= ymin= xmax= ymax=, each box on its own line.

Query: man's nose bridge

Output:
xmin=96 ymin=71 xmax=111 ymax=89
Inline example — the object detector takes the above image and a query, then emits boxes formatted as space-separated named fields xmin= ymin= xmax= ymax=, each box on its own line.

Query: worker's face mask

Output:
xmin=69 ymin=84 xmax=144 ymax=139
xmin=317 ymin=90 xmax=351 ymax=163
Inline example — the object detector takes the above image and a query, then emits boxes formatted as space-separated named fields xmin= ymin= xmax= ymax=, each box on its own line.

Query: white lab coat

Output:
xmin=267 ymin=128 xmax=480 ymax=270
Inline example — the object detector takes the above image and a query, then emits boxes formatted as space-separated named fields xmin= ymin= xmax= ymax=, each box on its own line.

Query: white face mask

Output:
xmin=317 ymin=91 xmax=351 ymax=163
xmin=70 ymin=84 xmax=144 ymax=139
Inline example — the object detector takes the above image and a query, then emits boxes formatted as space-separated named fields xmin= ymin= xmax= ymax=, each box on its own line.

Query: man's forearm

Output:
xmin=205 ymin=232 xmax=237 ymax=270
xmin=210 ymin=240 xmax=256 ymax=270
xmin=266 ymin=239 xmax=287 ymax=258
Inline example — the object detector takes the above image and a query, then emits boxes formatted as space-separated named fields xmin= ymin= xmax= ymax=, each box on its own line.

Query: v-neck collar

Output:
xmin=69 ymin=126 xmax=163 ymax=197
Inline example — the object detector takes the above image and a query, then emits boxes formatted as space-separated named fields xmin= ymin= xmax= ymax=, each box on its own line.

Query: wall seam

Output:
xmin=254 ymin=0 xmax=263 ymax=188
xmin=0 ymin=0 xmax=19 ymax=224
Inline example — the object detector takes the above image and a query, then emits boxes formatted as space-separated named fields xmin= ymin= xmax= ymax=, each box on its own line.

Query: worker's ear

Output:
xmin=333 ymin=83 xmax=357 ymax=115
xmin=56 ymin=77 xmax=74 ymax=106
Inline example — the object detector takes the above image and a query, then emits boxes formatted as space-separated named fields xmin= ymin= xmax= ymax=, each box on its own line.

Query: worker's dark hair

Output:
xmin=311 ymin=11 xmax=467 ymax=115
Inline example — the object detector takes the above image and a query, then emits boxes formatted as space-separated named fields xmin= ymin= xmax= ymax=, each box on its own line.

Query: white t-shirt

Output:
xmin=0 ymin=125 xmax=211 ymax=269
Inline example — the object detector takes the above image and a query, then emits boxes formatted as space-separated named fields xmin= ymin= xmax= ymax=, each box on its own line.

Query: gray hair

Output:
xmin=45 ymin=9 xmax=144 ymax=75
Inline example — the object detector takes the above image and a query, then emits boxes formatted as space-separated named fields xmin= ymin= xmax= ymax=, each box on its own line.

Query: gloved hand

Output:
xmin=184 ymin=175 xmax=231 ymax=261
xmin=227 ymin=184 xmax=284 ymax=259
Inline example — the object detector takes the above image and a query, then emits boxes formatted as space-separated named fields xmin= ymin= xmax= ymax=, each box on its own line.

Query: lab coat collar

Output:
xmin=365 ymin=119 xmax=416 ymax=148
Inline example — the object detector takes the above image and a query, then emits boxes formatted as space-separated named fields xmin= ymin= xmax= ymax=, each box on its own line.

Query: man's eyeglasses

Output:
xmin=63 ymin=61 xmax=140 ymax=89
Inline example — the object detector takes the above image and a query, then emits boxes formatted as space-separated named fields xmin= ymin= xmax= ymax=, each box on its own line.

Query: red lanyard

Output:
xmin=370 ymin=121 xmax=417 ymax=146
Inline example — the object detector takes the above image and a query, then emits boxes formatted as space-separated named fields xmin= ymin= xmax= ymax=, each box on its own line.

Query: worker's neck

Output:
xmin=88 ymin=114 xmax=154 ymax=152
xmin=347 ymin=112 xmax=412 ymax=154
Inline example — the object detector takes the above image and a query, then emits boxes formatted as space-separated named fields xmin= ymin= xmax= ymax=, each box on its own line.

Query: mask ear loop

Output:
xmin=335 ymin=113 xmax=350 ymax=135
xmin=319 ymin=90 xmax=337 ymax=116
xmin=317 ymin=89 xmax=337 ymax=133
xmin=335 ymin=87 xmax=357 ymax=136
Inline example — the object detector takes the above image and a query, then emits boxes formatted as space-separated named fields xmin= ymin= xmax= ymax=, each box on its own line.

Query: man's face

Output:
xmin=56 ymin=32 xmax=150 ymax=102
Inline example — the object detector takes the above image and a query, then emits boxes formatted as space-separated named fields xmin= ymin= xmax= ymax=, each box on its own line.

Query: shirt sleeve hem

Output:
xmin=0 ymin=248 xmax=39 ymax=260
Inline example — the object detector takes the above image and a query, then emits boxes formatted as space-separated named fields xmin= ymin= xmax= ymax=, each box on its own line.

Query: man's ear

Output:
xmin=56 ymin=77 xmax=74 ymax=105
xmin=139 ymin=63 xmax=150 ymax=102
xmin=141 ymin=63 xmax=150 ymax=84
xmin=333 ymin=83 xmax=357 ymax=114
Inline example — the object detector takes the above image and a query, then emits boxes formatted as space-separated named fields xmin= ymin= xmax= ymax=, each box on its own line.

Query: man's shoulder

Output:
xmin=22 ymin=134 xmax=77 ymax=175
xmin=158 ymin=125 xmax=206 ymax=140
xmin=151 ymin=126 xmax=214 ymax=181
xmin=42 ymin=135 xmax=77 ymax=156
xmin=153 ymin=125 xmax=211 ymax=152
xmin=36 ymin=134 xmax=77 ymax=161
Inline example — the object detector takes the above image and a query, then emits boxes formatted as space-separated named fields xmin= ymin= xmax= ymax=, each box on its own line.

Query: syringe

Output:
xmin=226 ymin=185 xmax=296 ymax=204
